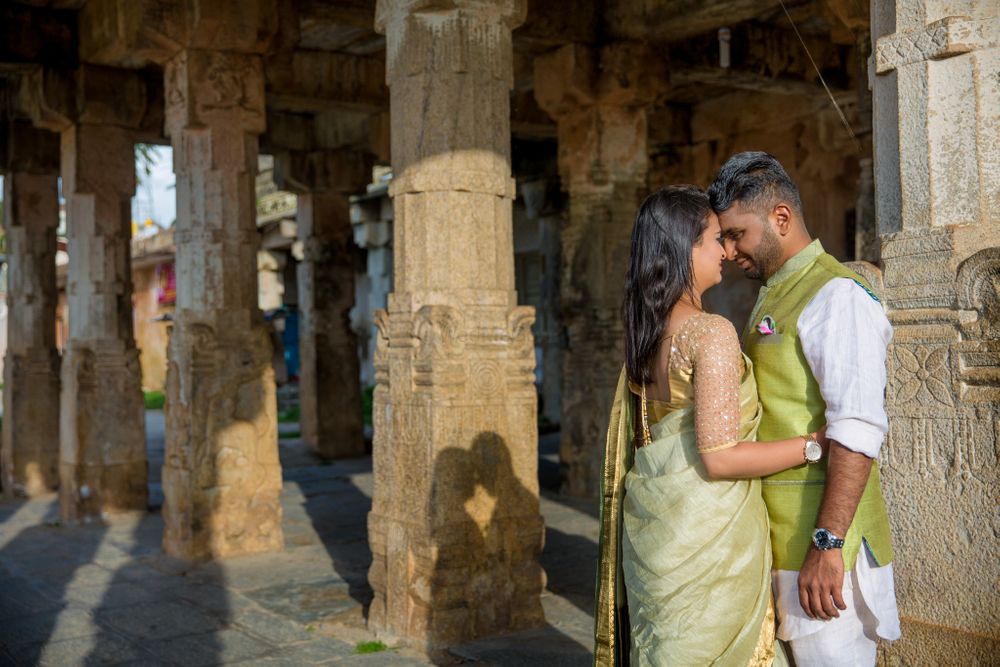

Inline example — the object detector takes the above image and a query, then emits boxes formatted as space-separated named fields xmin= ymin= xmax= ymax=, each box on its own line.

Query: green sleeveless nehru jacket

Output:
xmin=742 ymin=242 xmax=893 ymax=572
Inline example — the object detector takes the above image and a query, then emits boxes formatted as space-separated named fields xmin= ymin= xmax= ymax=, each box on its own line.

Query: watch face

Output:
xmin=805 ymin=440 xmax=822 ymax=461
xmin=813 ymin=529 xmax=830 ymax=548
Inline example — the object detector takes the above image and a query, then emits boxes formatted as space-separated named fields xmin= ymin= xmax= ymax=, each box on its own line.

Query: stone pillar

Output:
xmin=369 ymin=0 xmax=544 ymax=649
xmin=275 ymin=149 xmax=371 ymax=459
xmin=534 ymin=44 xmax=666 ymax=497
xmin=162 ymin=49 xmax=282 ymax=560
xmin=872 ymin=3 xmax=999 ymax=661
xmin=59 ymin=122 xmax=147 ymax=521
xmin=0 ymin=123 xmax=61 ymax=497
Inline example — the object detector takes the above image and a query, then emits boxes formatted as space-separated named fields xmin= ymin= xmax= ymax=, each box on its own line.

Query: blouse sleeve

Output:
xmin=685 ymin=314 xmax=744 ymax=453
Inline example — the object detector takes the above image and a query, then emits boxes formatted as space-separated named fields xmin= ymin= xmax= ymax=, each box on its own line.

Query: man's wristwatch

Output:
xmin=803 ymin=436 xmax=823 ymax=464
xmin=812 ymin=528 xmax=845 ymax=550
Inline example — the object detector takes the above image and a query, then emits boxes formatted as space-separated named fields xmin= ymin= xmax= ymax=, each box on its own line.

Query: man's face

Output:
xmin=717 ymin=206 xmax=783 ymax=282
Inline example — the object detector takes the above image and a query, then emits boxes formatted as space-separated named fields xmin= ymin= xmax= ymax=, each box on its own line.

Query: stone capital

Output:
xmin=164 ymin=50 xmax=265 ymax=137
xmin=534 ymin=42 xmax=668 ymax=119
xmin=80 ymin=0 xmax=278 ymax=67
xmin=875 ymin=16 xmax=999 ymax=74
xmin=374 ymin=0 xmax=527 ymax=34
xmin=0 ymin=121 xmax=60 ymax=175
xmin=273 ymin=148 xmax=373 ymax=195
xmin=18 ymin=65 xmax=148 ymax=133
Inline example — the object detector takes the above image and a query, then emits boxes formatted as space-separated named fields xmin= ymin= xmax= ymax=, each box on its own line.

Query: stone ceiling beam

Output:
xmin=0 ymin=4 xmax=77 ymax=67
xmin=605 ymin=0 xmax=784 ymax=43
xmin=264 ymin=51 xmax=388 ymax=114
xmin=78 ymin=0 xmax=278 ymax=68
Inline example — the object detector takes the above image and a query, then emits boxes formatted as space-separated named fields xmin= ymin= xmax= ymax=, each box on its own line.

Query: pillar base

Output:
xmin=162 ymin=317 xmax=283 ymax=560
xmin=59 ymin=343 xmax=147 ymax=521
xmin=2 ymin=350 xmax=61 ymax=497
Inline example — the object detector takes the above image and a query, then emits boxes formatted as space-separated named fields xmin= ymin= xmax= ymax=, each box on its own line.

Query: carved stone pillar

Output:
xmin=163 ymin=49 xmax=282 ymax=559
xmin=275 ymin=149 xmax=371 ymax=459
xmin=534 ymin=43 xmax=666 ymax=497
xmin=872 ymin=3 xmax=999 ymax=661
xmin=369 ymin=0 xmax=544 ymax=649
xmin=0 ymin=123 xmax=61 ymax=497
xmin=59 ymin=122 xmax=147 ymax=520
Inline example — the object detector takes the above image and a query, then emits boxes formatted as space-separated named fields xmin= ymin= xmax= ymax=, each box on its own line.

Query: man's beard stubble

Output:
xmin=745 ymin=223 xmax=783 ymax=282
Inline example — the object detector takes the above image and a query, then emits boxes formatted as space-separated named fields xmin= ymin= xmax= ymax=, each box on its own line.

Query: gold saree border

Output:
xmin=594 ymin=368 xmax=633 ymax=667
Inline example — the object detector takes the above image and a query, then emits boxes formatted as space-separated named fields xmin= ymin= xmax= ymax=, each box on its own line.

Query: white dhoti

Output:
xmin=773 ymin=545 xmax=901 ymax=667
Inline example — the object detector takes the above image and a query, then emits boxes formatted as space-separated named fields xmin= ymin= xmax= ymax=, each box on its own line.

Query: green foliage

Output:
xmin=143 ymin=390 xmax=166 ymax=410
xmin=279 ymin=430 xmax=300 ymax=440
xmin=355 ymin=641 xmax=387 ymax=654
xmin=278 ymin=404 xmax=300 ymax=424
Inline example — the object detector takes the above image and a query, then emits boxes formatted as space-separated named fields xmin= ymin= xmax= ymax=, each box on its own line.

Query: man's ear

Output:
xmin=772 ymin=203 xmax=793 ymax=236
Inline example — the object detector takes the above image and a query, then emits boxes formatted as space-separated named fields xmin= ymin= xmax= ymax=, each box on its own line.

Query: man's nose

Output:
xmin=723 ymin=238 xmax=737 ymax=260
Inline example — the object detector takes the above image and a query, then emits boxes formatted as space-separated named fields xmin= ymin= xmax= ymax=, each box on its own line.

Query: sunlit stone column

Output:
xmin=275 ymin=149 xmax=371 ymax=459
xmin=0 ymin=123 xmax=61 ymax=497
xmin=872 ymin=2 xmax=1000 ymax=661
xmin=163 ymin=49 xmax=282 ymax=559
xmin=534 ymin=43 xmax=666 ymax=497
xmin=369 ymin=0 xmax=544 ymax=648
xmin=59 ymin=122 xmax=147 ymax=521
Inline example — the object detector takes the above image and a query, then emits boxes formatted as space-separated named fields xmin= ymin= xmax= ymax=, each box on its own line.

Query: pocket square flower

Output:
xmin=757 ymin=315 xmax=777 ymax=335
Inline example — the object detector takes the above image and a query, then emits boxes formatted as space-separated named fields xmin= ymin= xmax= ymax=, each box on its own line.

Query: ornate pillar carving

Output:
xmin=163 ymin=49 xmax=282 ymax=559
xmin=534 ymin=43 xmax=667 ymax=497
xmin=0 ymin=122 xmax=61 ymax=497
xmin=872 ymin=2 xmax=999 ymax=660
xmin=56 ymin=106 xmax=147 ymax=521
xmin=369 ymin=0 xmax=544 ymax=648
xmin=275 ymin=148 xmax=372 ymax=459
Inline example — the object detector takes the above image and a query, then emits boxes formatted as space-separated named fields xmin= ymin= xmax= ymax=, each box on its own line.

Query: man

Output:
xmin=707 ymin=152 xmax=900 ymax=665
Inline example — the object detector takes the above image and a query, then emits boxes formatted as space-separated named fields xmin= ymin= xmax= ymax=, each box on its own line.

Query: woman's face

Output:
xmin=691 ymin=212 xmax=726 ymax=294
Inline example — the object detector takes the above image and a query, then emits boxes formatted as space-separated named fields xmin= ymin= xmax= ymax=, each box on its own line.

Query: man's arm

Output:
xmin=798 ymin=442 xmax=872 ymax=619
xmin=796 ymin=278 xmax=892 ymax=620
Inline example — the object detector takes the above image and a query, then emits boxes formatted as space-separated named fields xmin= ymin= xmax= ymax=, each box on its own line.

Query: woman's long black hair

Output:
xmin=622 ymin=185 xmax=712 ymax=386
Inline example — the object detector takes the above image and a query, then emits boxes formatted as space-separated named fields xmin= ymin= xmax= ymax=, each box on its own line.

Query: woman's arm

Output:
xmin=701 ymin=429 xmax=825 ymax=480
xmin=686 ymin=314 xmax=826 ymax=480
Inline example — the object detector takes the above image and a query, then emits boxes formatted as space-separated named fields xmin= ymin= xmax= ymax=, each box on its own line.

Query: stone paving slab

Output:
xmin=0 ymin=418 xmax=598 ymax=665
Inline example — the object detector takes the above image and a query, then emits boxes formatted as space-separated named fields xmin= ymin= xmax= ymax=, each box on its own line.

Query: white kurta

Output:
xmin=772 ymin=277 xmax=901 ymax=647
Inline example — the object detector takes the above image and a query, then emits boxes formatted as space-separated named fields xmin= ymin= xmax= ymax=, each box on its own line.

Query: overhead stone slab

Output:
xmin=79 ymin=0 xmax=278 ymax=67
xmin=0 ymin=120 xmax=60 ymax=175
xmin=0 ymin=3 xmax=78 ymax=67
xmin=264 ymin=51 xmax=388 ymax=114
xmin=18 ymin=64 xmax=148 ymax=132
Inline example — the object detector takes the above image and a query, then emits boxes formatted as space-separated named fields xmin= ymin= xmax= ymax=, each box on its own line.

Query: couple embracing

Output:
xmin=595 ymin=152 xmax=901 ymax=666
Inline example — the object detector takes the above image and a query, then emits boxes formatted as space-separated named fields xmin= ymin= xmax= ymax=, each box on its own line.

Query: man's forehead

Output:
xmin=717 ymin=209 xmax=754 ymax=230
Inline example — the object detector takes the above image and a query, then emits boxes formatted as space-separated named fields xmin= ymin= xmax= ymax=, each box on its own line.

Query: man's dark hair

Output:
xmin=707 ymin=151 xmax=802 ymax=217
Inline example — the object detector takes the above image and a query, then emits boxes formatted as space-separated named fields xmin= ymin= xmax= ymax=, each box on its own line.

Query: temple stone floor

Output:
xmin=0 ymin=412 xmax=597 ymax=666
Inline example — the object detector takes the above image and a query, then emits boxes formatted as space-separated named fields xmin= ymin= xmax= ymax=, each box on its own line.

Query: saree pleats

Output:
xmin=595 ymin=362 xmax=785 ymax=667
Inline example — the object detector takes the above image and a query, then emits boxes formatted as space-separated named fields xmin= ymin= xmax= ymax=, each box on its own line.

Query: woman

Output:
xmin=595 ymin=186 xmax=825 ymax=666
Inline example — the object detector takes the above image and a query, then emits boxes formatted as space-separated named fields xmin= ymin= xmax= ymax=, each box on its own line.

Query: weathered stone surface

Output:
xmin=1 ymin=162 xmax=61 ymax=497
xmin=79 ymin=0 xmax=277 ymax=67
xmin=58 ymin=122 xmax=147 ymax=521
xmin=369 ymin=0 xmax=544 ymax=650
xmin=275 ymin=147 xmax=372 ymax=460
xmin=535 ymin=42 xmax=666 ymax=498
xmin=163 ymin=49 xmax=283 ymax=560
xmin=265 ymin=51 xmax=388 ymax=114
xmin=872 ymin=0 xmax=1000 ymax=660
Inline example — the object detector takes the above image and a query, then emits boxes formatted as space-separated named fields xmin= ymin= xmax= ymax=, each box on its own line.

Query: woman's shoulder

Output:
xmin=676 ymin=313 xmax=741 ymax=358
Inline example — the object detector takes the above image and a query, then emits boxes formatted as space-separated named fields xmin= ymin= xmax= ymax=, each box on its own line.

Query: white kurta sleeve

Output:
xmin=798 ymin=278 xmax=892 ymax=459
